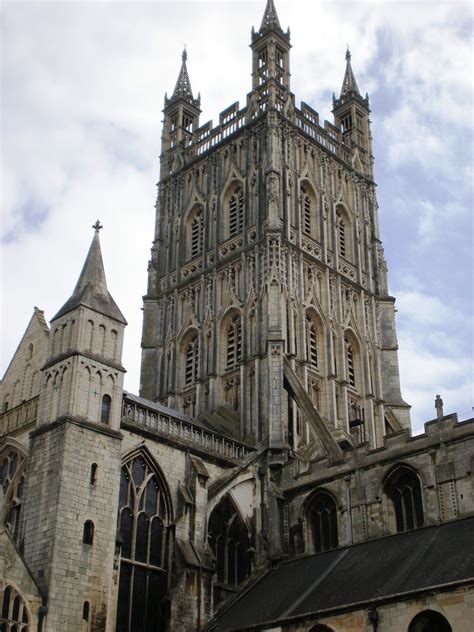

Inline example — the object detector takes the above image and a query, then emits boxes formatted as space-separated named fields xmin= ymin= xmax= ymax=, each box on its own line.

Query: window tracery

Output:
xmin=0 ymin=584 xmax=30 ymax=631
xmin=116 ymin=454 xmax=172 ymax=632
xmin=0 ymin=448 xmax=26 ymax=542
xmin=308 ymin=491 xmax=338 ymax=553
xmin=384 ymin=467 xmax=424 ymax=532
xmin=208 ymin=495 xmax=252 ymax=602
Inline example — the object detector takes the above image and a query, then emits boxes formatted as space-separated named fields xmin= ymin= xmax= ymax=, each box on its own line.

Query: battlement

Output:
xmin=163 ymin=94 xmax=356 ymax=176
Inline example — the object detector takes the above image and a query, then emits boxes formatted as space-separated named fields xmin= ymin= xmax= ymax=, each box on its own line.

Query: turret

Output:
xmin=22 ymin=222 xmax=126 ymax=631
xmin=161 ymin=49 xmax=201 ymax=176
xmin=251 ymin=0 xmax=291 ymax=106
xmin=333 ymin=49 xmax=373 ymax=176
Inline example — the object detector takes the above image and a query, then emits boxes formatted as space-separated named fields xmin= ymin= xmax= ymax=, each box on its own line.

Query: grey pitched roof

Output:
xmin=52 ymin=230 xmax=127 ymax=324
xmin=210 ymin=517 xmax=474 ymax=631
xmin=260 ymin=0 xmax=282 ymax=32
xmin=340 ymin=48 xmax=361 ymax=98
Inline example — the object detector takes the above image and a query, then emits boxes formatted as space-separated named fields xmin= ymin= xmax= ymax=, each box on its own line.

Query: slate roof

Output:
xmin=209 ymin=516 xmax=474 ymax=631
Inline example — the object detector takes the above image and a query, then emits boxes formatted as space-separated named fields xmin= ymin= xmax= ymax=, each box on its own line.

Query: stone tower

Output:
xmin=140 ymin=0 xmax=410 ymax=459
xmin=21 ymin=223 xmax=127 ymax=631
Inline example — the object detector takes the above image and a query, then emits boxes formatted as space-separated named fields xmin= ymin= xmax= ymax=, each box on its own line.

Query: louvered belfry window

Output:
xmin=346 ymin=340 xmax=355 ymax=387
xmin=306 ymin=316 xmax=318 ymax=369
xmin=303 ymin=194 xmax=312 ymax=236
xmin=191 ymin=213 xmax=202 ymax=258
xmin=226 ymin=315 xmax=242 ymax=369
xmin=229 ymin=190 xmax=244 ymax=237
xmin=184 ymin=335 xmax=199 ymax=385
xmin=338 ymin=218 xmax=346 ymax=258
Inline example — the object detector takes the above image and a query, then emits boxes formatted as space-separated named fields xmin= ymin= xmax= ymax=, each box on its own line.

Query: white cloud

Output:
xmin=1 ymin=0 xmax=472 ymax=429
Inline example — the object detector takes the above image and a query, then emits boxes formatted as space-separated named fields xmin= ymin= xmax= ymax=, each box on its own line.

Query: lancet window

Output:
xmin=0 ymin=585 xmax=30 ymax=631
xmin=228 ymin=189 xmax=244 ymax=237
xmin=116 ymin=454 xmax=172 ymax=632
xmin=0 ymin=448 xmax=26 ymax=542
xmin=184 ymin=333 xmax=199 ymax=386
xmin=344 ymin=335 xmax=357 ymax=388
xmin=208 ymin=496 xmax=252 ymax=593
xmin=305 ymin=315 xmax=319 ymax=370
xmin=190 ymin=210 xmax=203 ymax=259
xmin=226 ymin=314 xmax=242 ymax=369
xmin=384 ymin=467 xmax=424 ymax=532
xmin=308 ymin=491 xmax=338 ymax=553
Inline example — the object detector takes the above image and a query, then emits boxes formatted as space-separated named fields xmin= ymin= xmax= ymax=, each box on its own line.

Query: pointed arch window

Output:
xmin=116 ymin=454 xmax=172 ymax=632
xmin=385 ymin=467 xmax=424 ymax=532
xmin=184 ymin=334 xmax=199 ymax=386
xmin=344 ymin=336 xmax=356 ymax=388
xmin=190 ymin=211 xmax=203 ymax=259
xmin=305 ymin=315 xmax=319 ymax=369
xmin=0 ymin=448 xmax=26 ymax=542
xmin=228 ymin=189 xmax=244 ymax=237
xmin=302 ymin=193 xmax=312 ymax=236
xmin=226 ymin=315 xmax=242 ymax=369
xmin=309 ymin=491 xmax=338 ymax=553
xmin=0 ymin=585 xmax=30 ymax=630
xmin=208 ymin=495 xmax=252 ymax=598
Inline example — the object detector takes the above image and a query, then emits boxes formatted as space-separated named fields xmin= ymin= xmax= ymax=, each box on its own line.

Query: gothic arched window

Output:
xmin=308 ymin=491 xmax=338 ymax=553
xmin=0 ymin=584 xmax=30 ymax=630
xmin=228 ymin=188 xmax=244 ymax=237
xmin=344 ymin=334 xmax=358 ymax=389
xmin=226 ymin=314 xmax=242 ymax=369
xmin=305 ymin=314 xmax=319 ymax=370
xmin=0 ymin=448 xmax=26 ymax=542
xmin=384 ymin=467 xmax=424 ymax=532
xmin=336 ymin=207 xmax=351 ymax=260
xmin=188 ymin=208 xmax=204 ymax=259
xmin=208 ymin=495 xmax=252 ymax=593
xmin=116 ymin=454 xmax=172 ymax=632
xmin=300 ymin=184 xmax=318 ymax=239
xmin=101 ymin=394 xmax=112 ymax=424
xmin=408 ymin=609 xmax=452 ymax=632
xmin=302 ymin=193 xmax=312 ymax=236
xmin=183 ymin=333 xmax=199 ymax=386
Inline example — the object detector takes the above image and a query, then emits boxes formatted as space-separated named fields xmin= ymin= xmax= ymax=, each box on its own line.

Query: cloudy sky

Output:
xmin=1 ymin=0 xmax=472 ymax=433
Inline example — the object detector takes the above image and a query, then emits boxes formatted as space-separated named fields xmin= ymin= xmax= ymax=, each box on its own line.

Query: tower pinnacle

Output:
xmin=340 ymin=47 xmax=361 ymax=98
xmin=170 ymin=47 xmax=196 ymax=103
xmin=260 ymin=0 xmax=282 ymax=32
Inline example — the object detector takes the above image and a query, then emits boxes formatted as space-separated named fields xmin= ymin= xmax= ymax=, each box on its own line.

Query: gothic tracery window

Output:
xmin=0 ymin=448 xmax=26 ymax=542
xmin=116 ymin=454 xmax=172 ymax=632
xmin=208 ymin=495 xmax=252 ymax=600
xmin=384 ymin=467 xmax=424 ymax=532
xmin=308 ymin=491 xmax=338 ymax=553
xmin=0 ymin=584 xmax=30 ymax=631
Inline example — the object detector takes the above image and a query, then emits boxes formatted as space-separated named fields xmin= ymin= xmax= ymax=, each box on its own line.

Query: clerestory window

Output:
xmin=385 ymin=467 xmax=424 ymax=532
xmin=309 ymin=492 xmax=338 ymax=553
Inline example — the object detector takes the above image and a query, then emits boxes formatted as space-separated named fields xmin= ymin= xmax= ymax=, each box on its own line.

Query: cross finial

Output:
xmin=92 ymin=219 xmax=103 ymax=233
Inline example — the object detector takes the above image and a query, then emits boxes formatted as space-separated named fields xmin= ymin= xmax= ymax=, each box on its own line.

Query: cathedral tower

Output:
xmin=140 ymin=0 xmax=409 ymax=460
xmin=22 ymin=223 xmax=127 ymax=631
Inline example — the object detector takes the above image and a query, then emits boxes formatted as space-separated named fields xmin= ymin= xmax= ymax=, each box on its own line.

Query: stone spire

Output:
xmin=260 ymin=0 xmax=282 ymax=32
xmin=171 ymin=48 xmax=195 ymax=103
xmin=52 ymin=221 xmax=127 ymax=324
xmin=340 ymin=48 xmax=361 ymax=98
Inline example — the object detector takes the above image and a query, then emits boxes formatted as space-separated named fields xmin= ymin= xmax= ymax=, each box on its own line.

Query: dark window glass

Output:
xmin=101 ymin=394 xmax=112 ymax=424
xmin=83 ymin=520 xmax=94 ymax=545
xmin=385 ymin=467 xmax=424 ymax=532
xmin=310 ymin=492 xmax=338 ymax=553
xmin=408 ymin=610 xmax=452 ymax=632
xmin=115 ymin=455 xmax=170 ymax=632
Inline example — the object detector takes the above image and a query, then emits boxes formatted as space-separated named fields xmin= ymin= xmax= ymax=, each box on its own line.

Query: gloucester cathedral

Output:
xmin=1 ymin=1 xmax=473 ymax=631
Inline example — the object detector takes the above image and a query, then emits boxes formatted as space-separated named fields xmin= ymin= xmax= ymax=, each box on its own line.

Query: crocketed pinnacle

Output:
xmin=52 ymin=224 xmax=127 ymax=324
xmin=340 ymin=47 xmax=361 ymax=98
xmin=260 ymin=0 xmax=282 ymax=31
xmin=171 ymin=48 xmax=194 ymax=102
